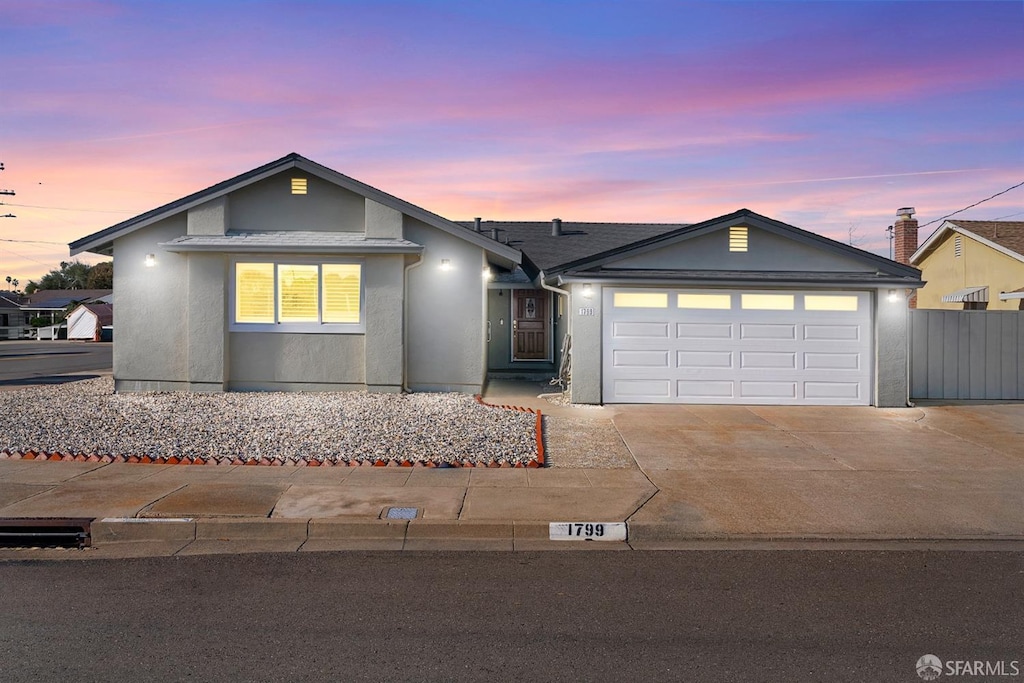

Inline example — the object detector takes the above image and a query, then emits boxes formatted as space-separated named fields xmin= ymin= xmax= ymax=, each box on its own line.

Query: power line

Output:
xmin=2 ymin=202 xmax=134 ymax=214
xmin=0 ymin=238 xmax=68 ymax=246
xmin=919 ymin=180 xmax=1024 ymax=229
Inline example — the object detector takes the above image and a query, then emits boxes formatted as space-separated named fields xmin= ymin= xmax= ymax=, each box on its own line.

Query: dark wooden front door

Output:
xmin=513 ymin=289 xmax=548 ymax=360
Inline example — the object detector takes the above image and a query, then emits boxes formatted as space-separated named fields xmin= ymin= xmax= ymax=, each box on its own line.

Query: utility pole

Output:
xmin=0 ymin=161 xmax=14 ymax=218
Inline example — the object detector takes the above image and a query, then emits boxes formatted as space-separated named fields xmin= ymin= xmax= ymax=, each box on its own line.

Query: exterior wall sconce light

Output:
xmin=582 ymin=284 xmax=593 ymax=299
xmin=482 ymin=266 xmax=492 ymax=281
xmin=887 ymin=289 xmax=899 ymax=303
xmin=144 ymin=253 xmax=157 ymax=267
xmin=440 ymin=258 xmax=452 ymax=271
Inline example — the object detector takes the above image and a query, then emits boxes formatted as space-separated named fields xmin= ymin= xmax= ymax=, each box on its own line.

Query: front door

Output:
xmin=513 ymin=289 xmax=548 ymax=360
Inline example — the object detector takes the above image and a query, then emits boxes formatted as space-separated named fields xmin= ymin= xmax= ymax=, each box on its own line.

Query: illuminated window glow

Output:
xmin=742 ymin=293 xmax=794 ymax=310
xmin=729 ymin=226 xmax=748 ymax=252
xmin=291 ymin=178 xmax=308 ymax=195
xmin=322 ymin=264 xmax=361 ymax=323
xmin=614 ymin=291 xmax=668 ymax=308
xmin=805 ymin=295 xmax=858 ymax=311
xmin=234 ymin=262 xmax=362 ymax=330
xmin=235 ymin=263 xmax=275 ymax=323
xmin=678 ymin=293 xmax=732 ymax=309
xmin=278 ymin=264 xmax=319 ymax=322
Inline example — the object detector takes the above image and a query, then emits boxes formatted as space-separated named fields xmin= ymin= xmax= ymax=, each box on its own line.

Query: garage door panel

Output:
xmin=740 ymin=351 xmax=796 ymax=369
xmin=740 ymin=381 xmax=798 ymax=399
xmin=613 ymin=379 xmax=671 ymax=399
xmin=605 ymin=289 xmax=872 ymax=405
xmin=804 ymin=324 xmax=860 ymax=341
xmin=805 ymin=352 xmax=860 ymax=370
xmin=612 ymin=321 xmax=670 ymax=339
xmin=677 ymin=350 xmax=733 ymax=368
xmin=612 ymin=349 xmax=670 ymax=368
xmin=677 ymin=380 xmax=735 ymax=398
xmin=805 ymin=382 xmax=861 ymax=400
xmin=676 ymin=322 xmax=733 ymax=339
xmin=741 ymin=324 xmax=797 ymax=340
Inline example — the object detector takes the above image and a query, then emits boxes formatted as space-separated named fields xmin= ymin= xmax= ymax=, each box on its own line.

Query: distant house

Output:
xmin=908 ymin=217 xmax=1024 ymax=310
xmin=69 ymin=153 xmax=922 ymax=406
xmin=20 ymin=289 xmax=113 ymax=326
xmin=67 ymin=302 xmax=113 ymax=341
xmin=0 ymin=294 xmax=28 ymax=339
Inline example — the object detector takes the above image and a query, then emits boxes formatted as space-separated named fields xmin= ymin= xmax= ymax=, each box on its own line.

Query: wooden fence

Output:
xmin=910 ymin=310 xmax=1024 ymax=400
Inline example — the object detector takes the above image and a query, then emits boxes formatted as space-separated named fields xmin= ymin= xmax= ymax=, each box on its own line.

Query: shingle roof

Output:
xmin=555 ymin=269 xmax=923 ymax=287
xmin=456 ymin=221 xmax=684 ymax=273
xmin=948 ymin=220 xmax=1024 ymax=258
xmin=23 ymin=289 xmax=113 ymax=308
xmin=160 ymin=231 xmax=423 ymax=254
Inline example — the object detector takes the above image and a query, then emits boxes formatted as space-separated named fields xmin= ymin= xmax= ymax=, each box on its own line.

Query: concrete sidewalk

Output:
xmin=2 ymin=380 xmax=1023 ymax=558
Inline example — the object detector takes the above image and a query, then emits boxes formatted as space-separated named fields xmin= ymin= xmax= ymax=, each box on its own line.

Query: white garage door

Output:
xmin=603 ymin=289 xmax=873 ymax=405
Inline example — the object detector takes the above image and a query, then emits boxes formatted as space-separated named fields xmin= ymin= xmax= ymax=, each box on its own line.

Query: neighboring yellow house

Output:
xmin=911 ymin=219 xmax=1024 ymax=310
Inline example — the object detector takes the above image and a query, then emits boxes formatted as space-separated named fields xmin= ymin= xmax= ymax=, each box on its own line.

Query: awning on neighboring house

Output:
xmin=941 ymin=286 xmax=988 ymax=303
xmin=998 ymin=287 xmax=1024 ymax=301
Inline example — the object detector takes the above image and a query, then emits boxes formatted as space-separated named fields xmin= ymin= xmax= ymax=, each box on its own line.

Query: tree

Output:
xmin=3 ymin=275 xmax=20 ymax=294
xmin=26 ymin=260 xmax=94 ymax=292
xmin=86 ymin=261 xmax=113 ymax=289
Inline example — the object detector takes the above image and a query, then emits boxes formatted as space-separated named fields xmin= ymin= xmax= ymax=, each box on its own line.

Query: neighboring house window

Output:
xmin=291 ymin=178 xmax=308 ymax=195
xmin=954 ymin=235 xmax=962 ymax=258
xmin=729 ymin=226 xmax=748 ymax=252
xmin=232 ymin=260 xmax=363 ymax=332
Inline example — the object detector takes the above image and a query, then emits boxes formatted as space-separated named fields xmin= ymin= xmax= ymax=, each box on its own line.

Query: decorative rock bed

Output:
xmin=0 ymin=378 xmax=543 ymax=467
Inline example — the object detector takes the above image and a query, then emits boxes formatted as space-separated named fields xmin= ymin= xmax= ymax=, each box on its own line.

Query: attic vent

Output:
xmin=291 ymin=178 xmax=308 ymax=195
xmin=954 ymin=235 xmax=963 ymax=258
xmin=729 ymin=226 xmax=748 ymax=252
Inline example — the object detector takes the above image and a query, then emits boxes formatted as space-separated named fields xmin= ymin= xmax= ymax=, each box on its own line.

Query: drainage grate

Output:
xmin=0 ymin=518 xmax=92 ymax=549
xmin=384 ymin=507 xmax=419 ymax=520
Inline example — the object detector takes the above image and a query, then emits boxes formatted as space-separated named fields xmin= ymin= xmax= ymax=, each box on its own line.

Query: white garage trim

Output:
xmin=602 ymin=288 xmax=873 ymax=405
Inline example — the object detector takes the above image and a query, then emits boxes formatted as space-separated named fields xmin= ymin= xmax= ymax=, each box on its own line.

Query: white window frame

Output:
xmin=229 ymin=257 xmax=365 ymax=334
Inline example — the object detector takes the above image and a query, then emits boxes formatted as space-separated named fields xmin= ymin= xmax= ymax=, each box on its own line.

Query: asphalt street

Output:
xmin=1 ymin=550 xmax=1021 ymax=682
xmin=0 ymin=341 xmax=111 ymax=386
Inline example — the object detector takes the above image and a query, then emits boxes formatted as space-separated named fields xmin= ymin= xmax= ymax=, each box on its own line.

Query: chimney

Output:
xmin=551 ymin=218 xmax=563 ymax=237
xmin=474 ymin=217 xmax=482 ymax=232
xmin=893 ymin=207 xmax=918 ymax=265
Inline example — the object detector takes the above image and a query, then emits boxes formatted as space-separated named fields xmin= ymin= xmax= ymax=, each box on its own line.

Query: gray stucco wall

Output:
xmin=113 ymin=216 xmax=190 ymax=391
xmin=228 ymin=332 xmax=365 ymax=389
xmin=404 ymin=217 xmax=487 ymax=392
xmin=874 ymin=288 xmax=911 ymax=407
xmin=568 ymin=282 xmax=603 ymax=404
xmin=614 ymin=228 xmax=873 ymax=272
xmin=229 ymin=173 xmax=365 ymax=232
xmin=363 ymin=254 xmax=404 ymax=392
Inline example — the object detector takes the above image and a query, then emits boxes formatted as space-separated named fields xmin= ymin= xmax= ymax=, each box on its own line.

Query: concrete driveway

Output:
xmin=616 ymin=402 xmax=1024 ymax=541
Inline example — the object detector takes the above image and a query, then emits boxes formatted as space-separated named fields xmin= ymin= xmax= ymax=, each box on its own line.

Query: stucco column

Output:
xmin=364 ymin=254 xmax=404 ymax=392
xmin=186 ymin=252 xmax=227 ymax=391
xmin=875 ymin=288 xmax=911 ymax=407
xmin=569 ymin=283 xmax=603 ymax=404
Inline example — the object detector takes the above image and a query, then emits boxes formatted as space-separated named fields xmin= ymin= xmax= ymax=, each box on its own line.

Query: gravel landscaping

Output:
xmin=0 ymin=378 xmax=540 ymax=465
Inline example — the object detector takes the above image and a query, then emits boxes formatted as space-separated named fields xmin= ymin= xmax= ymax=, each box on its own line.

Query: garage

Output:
xmin=602 ymin=288 xmax=873 ymax=405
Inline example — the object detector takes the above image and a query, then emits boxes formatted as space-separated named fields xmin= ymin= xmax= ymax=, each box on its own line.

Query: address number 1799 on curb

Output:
xmin=549 ymin=522 xmax=627 ymax=541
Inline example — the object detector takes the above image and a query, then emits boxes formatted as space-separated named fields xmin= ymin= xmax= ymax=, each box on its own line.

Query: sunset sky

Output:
xmin=1 ymin=0 xmax=1022 ymax=286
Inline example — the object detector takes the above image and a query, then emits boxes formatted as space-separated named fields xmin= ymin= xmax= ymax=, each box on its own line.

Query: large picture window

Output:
xmin=232 ymin=260 xmax=363 ymax=332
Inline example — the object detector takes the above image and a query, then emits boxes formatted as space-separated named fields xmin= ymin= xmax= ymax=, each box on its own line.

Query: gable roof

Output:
xmin=70 ymin=153 xmax=521 ymax=266
xmin=912 ymin=219 xmax=1024 ymax=265
xmin=73 ymin=302 xmax=114 ymax=326
xmin=456 ymin=220 xmax=685 ymax=275
xmin=549 ymin=208 xmax=922 ymax=283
